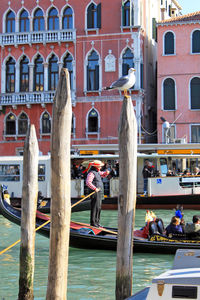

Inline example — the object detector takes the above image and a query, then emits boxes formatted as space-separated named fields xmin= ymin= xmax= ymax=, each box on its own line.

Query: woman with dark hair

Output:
xmin=165 ymin=216 xmax=183 ymax=236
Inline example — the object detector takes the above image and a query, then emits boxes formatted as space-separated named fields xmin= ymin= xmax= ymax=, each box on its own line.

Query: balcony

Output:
xmin=0 ymin=29 xmax=76 ymax=46
xmin=0 ymin=90 xmax=76 ymax=107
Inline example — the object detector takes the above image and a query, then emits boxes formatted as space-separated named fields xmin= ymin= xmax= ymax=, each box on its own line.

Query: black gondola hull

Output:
xmin=2 ymin=194 xmax=200 ymax=254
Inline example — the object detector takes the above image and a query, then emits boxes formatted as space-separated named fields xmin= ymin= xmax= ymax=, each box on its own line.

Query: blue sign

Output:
xmin=157 ymin=179 xmax=162 ymax=184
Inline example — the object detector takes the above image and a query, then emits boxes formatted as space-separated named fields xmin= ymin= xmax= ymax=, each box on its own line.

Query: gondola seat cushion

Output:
xmin=185 ymin=231 xmax=200 ymax=240
xmin=77 ymin=227 xmax=95 ymax=235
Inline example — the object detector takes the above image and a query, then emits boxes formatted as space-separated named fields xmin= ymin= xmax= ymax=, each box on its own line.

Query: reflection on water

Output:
xmin=0 ymin=209 xmax=198 ymax=299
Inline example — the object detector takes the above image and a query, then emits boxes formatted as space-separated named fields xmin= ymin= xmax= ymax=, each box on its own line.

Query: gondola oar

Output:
xmin=0 ymin=191 xmax=96 ymax=255
xmin=71 ymin=191 xmax=95 ymax=208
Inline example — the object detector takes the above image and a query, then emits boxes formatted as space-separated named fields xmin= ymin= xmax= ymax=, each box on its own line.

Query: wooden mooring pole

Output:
xmin=115 ymin=96 xmax=137 ymax=300
xmin=46 ymin=68 xmax=72 ymax=300
xmin=18 ymin=125 xmax=39 ymax=300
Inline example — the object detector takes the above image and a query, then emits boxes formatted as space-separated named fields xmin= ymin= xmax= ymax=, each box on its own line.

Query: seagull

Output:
xmin=103 ymin=68 xmax=136 ymax=96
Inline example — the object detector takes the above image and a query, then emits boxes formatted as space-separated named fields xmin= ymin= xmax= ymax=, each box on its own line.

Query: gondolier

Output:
xmin=84 ymin=160 xmax=110 ymax=227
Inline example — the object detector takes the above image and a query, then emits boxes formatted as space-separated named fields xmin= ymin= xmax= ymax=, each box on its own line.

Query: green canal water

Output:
xmin=0 ymin=209 xmax=198 ymax=300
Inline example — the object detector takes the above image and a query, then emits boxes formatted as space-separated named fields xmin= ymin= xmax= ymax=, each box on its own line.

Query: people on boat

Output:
xmin=175 ymin=205 xmax=183 ymax=219
xmin=135 ymin=211 xmax=157 ymax=238
xmin=166 ymin=169 xmax=176 ymax=176
xmin=109 ymin=166 xmax=118 ymax=178
xmin=165 ymin=216 xmax=184 ymax=237
xmin=101 ymin=163 xmax=111 ymax=196
xmin=175 ymin=205 xmax=185 ymax=231
xmin=3 ymin=190 xmax=10 ymax=205
xmin=142 ymin=160 xmax=154 ymax=196
xmin=84 ymin=160 xmax=110 ymax=227
xmin=185 ymin=215 xmax=200 ymax=238
xmin=182 ymin=169 xmax=191 ymax=176
xmin=193 ymin=167 xmax=200 ymax=176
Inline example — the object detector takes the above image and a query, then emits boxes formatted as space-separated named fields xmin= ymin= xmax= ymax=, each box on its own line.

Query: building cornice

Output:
xmin=158 ymin=20 xmax=200 ymax=27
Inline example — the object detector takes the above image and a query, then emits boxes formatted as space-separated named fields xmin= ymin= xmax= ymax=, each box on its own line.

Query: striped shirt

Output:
xmin=86 ymin=171 xmax=109 ymax=191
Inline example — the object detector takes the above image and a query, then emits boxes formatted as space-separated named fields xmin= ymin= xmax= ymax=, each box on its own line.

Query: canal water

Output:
xmin=0 ymin=208 xmax=198 ymax=300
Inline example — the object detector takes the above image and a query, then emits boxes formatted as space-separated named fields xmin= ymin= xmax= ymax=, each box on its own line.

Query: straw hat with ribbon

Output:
xmin=82 ymin=160 xmax=104 ymax=173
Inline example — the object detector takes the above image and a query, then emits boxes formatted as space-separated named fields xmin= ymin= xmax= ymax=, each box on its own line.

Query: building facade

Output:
xmin=157 ymin=11 xmax=200 ymax=144
xmin=0 ymin=0 xmax=181 ymax=156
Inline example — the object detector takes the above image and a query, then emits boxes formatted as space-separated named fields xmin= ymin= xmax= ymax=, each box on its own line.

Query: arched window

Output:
xmin=122 ymin=1 xmax=134 ymax=26
xmin=87 ymin=3 xmax=101 ymax=29
xmin=191 ymin=77 xmax=200 ymax=109
xmin=72 ymin=113 xmax=75 ymax=134
xmin=6 ymin=11 xmax=15 ymax=33
xmin=163 ymin=78 xmax=175 ymax=110
xmin=19 ymin=9 xmax=29 ymax=32
xmin=20 ymin=56 xmax=29 ymax=92
xmin=41 ymin=112 xmax=51 ymax=134
xmin=191 ymin=125 xmax=200 ymax=143
xmin=33 ymin=8 xmax=45 ymax=31
xmin=48 ymin=54 xmax=59 ymax=91
xmin=164 ymin=32 xmax=175 ymax=55
xmin=48 ymin=8 xmax=59 ymax=30
xmin=6 ymin=57 xmax=15 ymax=93
xmin=5 ymin=113 xmax=16 ymax=135
xmin=88 ymin=109 xmax=98 ymax=132
xmin=62 ymin=7 xmax=73 ymax=29
xmin=34 ymin=55 xmax=44 ymax=91
xmin=122 ymin=48 xmax=134 ymax=80
xmin=192 ymin=30 xmax=200 ymax=54
xmin=18 ymin=113 xmax=28 ymax=135
xmin=87 ymin=50 xmax=99 ymax=91
xmin=63 ymin=53 xmax=73 ymax=89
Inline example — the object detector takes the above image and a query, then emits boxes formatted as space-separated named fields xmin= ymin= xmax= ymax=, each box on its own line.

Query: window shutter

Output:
xmin=122 ymin=4 xmax=125 ymax=26
xmin=95 ymin=65 xmax=99 ymax=90
xmin=122 ymin=63 xmax=128 ymax=76
xmin=131 ymin=2 xmax=134 ymax=26
xmin=87 ymin=4 xmax=93 ymax=28
xmin=87 ymin=66 xmax=90 ymax=91
xmin=191 ymin=77 xmax=200 ymax=109
xmin=192 ymin=30 xmax=200 ymax=53
xmin=164 ymin=78 xmax=175 ymax=110
xmin=97 ymin=3 xmax=101 ymax=28
xmin=140 ymin=63 xmax=143 ymax=89
xmin=165 ymin=32 xmax=174 ymax=55
xmin=152 ymin=18 xmax=157 ymax=41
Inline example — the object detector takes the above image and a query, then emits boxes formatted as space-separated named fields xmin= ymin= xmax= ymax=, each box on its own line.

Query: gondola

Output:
xmin=2 ymin=193 xmax=200 ymax=254
xmin=9 ymin=197 xmax=91 ymax=213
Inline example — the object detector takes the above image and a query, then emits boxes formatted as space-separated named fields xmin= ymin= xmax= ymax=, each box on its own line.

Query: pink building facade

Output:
xmin=0 ymin=0 xmax=181 ymax=156
xmin=157 ymin=12 xmax=200 ymax=144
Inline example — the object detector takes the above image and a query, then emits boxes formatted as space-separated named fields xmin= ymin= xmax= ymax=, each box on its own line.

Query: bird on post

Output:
xmin=103 ymin=68 xmax=136 ymax=97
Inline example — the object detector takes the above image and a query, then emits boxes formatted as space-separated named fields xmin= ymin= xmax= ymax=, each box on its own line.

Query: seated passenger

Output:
xmin=193 ymin=167 xmax=200 ymax=176
xmin=185 ymin=215 xmax=200 ymax=237
xmin=165 ymin=216 xmax=183 ymax=237
xmin=166 ymin=170 xmax=175 ymax=176
xmin=3 ymin=190 xmax=10 ymax=205
xmin=182 ymin=169 xmax=190 ymax=176
xmin=175 ymin=205 xmax=185 ymax=231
